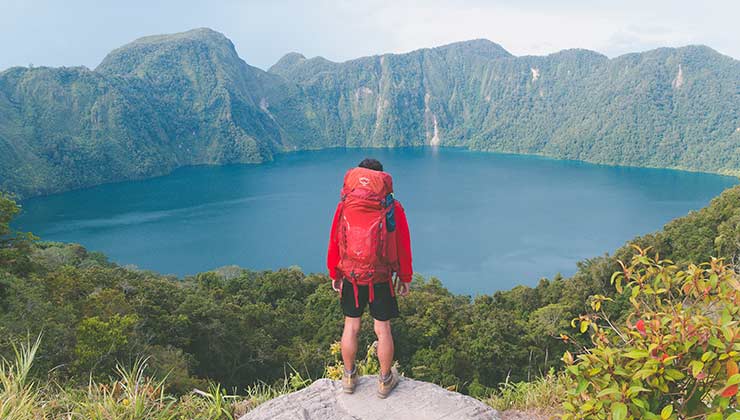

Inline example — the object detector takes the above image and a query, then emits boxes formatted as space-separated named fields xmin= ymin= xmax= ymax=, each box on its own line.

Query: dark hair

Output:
xmin=358 ymin=158 xmax=383 ymax=171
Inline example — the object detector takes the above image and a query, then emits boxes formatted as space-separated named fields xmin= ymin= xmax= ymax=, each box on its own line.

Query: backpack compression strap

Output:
xmin=347 ymin=274 xmax=396 ymax=308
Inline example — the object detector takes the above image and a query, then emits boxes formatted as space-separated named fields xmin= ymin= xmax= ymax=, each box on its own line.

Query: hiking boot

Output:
xmin=342 ymin=369 xmax=358 ymax=394
xmin=377 ymin=367 xmax=400 ymax=399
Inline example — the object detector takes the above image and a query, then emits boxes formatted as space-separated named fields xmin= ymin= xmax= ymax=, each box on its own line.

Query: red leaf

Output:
xmin=721 ymin=384 xmax=738 ymax=398
xmin=636 ymin=319 xmax=646 ymax=336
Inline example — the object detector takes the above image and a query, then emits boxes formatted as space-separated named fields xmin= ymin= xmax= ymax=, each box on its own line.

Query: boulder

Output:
xmin=240 ymin=375 xmax=501 ymax=420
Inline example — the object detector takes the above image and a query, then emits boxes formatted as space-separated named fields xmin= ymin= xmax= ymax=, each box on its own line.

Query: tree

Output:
xmin=0 ymin=193 xmax=35 ymax=276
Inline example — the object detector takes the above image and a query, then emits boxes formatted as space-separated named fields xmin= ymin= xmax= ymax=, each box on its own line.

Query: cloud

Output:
xmin=343 ymin=0 xmax=737 ymax=60
xmin=601 ymin=25 xmax=695 ymax=57
xmin=0 ymin=0 xmax=737 ymax=71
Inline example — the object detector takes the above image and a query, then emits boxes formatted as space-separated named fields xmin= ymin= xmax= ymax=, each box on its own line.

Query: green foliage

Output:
xmin=562 ymin=247 xmax=740 ymax=419
xmin=0 ymin=192 xmax=35 ymax=274
xmin=324 ymin=341 xmax=383 ymax=380
xmin=2 ymin=29 xmax=739 ymax=198
xmin=659 ymin=185 xmax=740 ymax=266
xmin=74 ymin=314 xmax=139 ymax=373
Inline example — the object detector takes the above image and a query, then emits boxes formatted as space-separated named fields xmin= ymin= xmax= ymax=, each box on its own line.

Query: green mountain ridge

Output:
xmin=1 ymin=28 xmax=738 ymax=198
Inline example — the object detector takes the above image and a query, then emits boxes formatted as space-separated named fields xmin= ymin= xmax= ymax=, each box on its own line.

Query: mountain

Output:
xmin=266 ymin=42 xmax=739 ymax=170
xmin=1 ymin=29 xmax=738 ymax=198
xmin=96 ymin=28 xmax=289 ymax=161
xmin=0 ymin=28 xmax=289 ymax=198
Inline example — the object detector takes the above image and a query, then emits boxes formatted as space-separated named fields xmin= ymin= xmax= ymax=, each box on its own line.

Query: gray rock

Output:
xmin=240 ymin=375 xmax=501 ymax=420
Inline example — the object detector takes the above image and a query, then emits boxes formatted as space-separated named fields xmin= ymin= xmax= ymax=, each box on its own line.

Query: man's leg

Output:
xmin=341 ymin=316 xmax=361 ymax=371
xmin=373 ymin=319 xmax=394 ymax=376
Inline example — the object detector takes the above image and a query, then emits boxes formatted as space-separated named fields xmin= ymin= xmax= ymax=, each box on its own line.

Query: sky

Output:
xmin=1 ymin=0 xmax=738 ymax=71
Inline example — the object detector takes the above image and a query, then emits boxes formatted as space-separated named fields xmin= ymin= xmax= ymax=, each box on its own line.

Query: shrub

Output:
xmin=562 ymin=246 xmax=740 ymax=419
xmin=324 ymin=340 xmax=383 ymax=379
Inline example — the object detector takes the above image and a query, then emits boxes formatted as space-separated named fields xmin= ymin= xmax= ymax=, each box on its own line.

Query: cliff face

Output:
xmin=240 ymin=376 xmax=501 ymax=420
xmin=2 ymin=28 xmax=739 ymax=198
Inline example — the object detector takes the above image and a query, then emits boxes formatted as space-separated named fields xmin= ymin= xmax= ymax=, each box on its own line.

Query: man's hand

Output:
xmin=396 ymin=281 xmax=410 ymax=297
xmin=332 ymin=279 xmax=342 ymax=293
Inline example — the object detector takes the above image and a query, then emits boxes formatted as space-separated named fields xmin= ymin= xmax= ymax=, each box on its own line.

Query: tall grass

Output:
xmin=484 ymin=368 xmax=572 ymax=414
xmin=0 ymin=335 xmax=42 ymax=420
xmin=72 ymin=357 xmax=180 ymax=420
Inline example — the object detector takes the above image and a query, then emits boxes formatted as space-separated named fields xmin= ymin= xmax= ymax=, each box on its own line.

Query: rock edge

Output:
xmin=240 ymin=375 xmax=501 ymax=420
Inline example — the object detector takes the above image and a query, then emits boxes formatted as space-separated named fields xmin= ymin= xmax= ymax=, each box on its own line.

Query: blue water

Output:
xmin=15 ymin=148 xmax=738 ymax=295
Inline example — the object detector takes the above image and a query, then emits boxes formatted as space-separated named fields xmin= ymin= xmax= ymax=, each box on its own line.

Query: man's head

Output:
xmin=358 ymin=158 xmax=383 ymax=172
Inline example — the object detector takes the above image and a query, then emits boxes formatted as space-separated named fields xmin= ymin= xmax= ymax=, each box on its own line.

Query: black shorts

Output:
xmin=341 ymin=279 xmax=399 ymax=321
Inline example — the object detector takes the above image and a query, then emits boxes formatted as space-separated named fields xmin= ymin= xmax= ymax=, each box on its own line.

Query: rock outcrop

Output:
xmin=240 ymin=376 xmax=500 ymax=420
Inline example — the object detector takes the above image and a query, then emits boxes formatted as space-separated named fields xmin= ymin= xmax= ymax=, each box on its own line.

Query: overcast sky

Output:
xmin=1 ymin=0 xmax=738 ymax=71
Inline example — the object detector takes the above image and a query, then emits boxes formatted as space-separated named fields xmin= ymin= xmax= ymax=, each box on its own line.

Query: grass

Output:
xmin=484 ymin=368 xmax=572 ymax=415
xmin=71 ymin=357 xmax=180 ymax=420
xmin=0 ymin=334 xmax=42 ymax=420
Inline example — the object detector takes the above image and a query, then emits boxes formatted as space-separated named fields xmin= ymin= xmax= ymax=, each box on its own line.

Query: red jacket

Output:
xmin=327 ymin=200 xmax=413 ymax=283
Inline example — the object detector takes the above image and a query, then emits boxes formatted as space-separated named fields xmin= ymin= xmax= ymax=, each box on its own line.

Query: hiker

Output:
xmin=327 ymin=158 xmax=413 ymax=398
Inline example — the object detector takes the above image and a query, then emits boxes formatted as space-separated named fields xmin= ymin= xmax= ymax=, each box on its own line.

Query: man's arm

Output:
xmin=327 ymin=202 xmax=343 ymax=282
xmin=394 ymin=201 xmax=413 ymax=283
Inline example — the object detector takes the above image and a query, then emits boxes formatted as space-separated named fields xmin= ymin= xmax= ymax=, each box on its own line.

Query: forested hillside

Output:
xmin=1 ymin=28 xmax=738 ymax=198
xmin=1 ymin=184 xmax=738 ymax=396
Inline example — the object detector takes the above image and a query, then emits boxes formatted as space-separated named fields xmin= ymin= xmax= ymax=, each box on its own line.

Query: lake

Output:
xmin=14 ymin=148 xmax=738 ymax=295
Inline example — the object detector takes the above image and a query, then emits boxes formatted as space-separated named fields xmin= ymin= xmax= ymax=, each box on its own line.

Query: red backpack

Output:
xmin=337 ymin=167 xmax=399 ymax=306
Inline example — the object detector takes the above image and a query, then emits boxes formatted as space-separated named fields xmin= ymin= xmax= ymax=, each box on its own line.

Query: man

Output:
xmin=327 ymin=158 xmax=413 ymax=398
